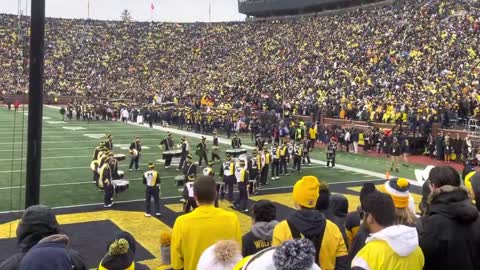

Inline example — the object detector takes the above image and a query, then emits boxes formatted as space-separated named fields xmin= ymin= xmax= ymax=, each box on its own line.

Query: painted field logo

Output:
xmin=62 ymin=126 xmax=86 ymax=131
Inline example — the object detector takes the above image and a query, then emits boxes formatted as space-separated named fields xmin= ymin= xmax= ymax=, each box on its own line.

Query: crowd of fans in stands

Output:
xmin=1 ymin=166 xmax=480 ymax=270
xmin=1 ymin=0 xmax=480 ymax=126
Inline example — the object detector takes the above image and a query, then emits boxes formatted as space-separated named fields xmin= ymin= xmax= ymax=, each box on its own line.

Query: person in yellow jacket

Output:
xmin=272 ymin=176 xmax=349 ymax=270
xmin=171 ymin=176 xmax=241 ymax=270
xmin=351 ymin=192 xmax=424 ymax=270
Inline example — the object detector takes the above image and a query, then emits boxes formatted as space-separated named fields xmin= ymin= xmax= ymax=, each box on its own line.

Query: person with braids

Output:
xmin=98 ymin=231 xmax=149 ymax=270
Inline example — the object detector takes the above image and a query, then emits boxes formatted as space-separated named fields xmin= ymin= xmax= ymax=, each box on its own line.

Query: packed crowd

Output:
xmin=1 ymin=0 xmax=480 ymax=126
xmin=2 ymin=166 xmax=480 ymax=270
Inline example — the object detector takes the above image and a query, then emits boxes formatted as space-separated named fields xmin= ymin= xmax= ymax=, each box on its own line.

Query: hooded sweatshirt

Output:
xmin=19 ymin=234 xmax=85 ymax=270
xmin=351 ymin=225 xmax=424 ymax=270
xmin=272 ymin=209 xmax=349 ymax=270
xmin=242 ymin=220 xmax=278 ymax=257
xmin=325 ymin=194 xmax=349 ymax=248
xmin=0 ymin=206 xmax=85 ymax=270
xmin=418 ymin=185 xmax=480 ymax=270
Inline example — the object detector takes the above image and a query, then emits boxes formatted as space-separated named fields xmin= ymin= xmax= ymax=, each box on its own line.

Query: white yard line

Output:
xmin=0 ymin=152 xmax=160 ymax=161
xmin=0 ymin=162 xmax=159 ymax=174
xmin=0 ymin=138 xmax=164 ymax=145
xmin=125 ymin=121 xmax=420 ymax=186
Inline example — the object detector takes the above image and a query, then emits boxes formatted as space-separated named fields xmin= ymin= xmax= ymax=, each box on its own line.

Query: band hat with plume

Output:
xmin=384 ymin=178 xmax=410 ymax=209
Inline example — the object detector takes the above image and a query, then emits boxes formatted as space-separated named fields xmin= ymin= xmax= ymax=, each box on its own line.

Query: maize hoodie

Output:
xmin=351 ymin=225 xmax=424 ymax=270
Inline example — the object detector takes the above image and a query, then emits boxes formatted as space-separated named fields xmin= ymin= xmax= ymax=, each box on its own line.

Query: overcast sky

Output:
xmin=0 ymin=0 xmax=245 ymax=22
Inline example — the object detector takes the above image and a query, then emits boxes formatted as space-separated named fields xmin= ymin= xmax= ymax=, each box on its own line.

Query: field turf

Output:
xmin=0 ymin=105 xmax=427 ymax=213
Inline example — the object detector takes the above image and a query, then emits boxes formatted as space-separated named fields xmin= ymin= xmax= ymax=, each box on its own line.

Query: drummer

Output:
xmin=93 ymin=141 xmax=107 ymax=160
xmin=99 ymin=158 xmax=115 ymax=207
xmin=160 ymin=132 xmax=175 ymax=169
xmin=177 ymin=136 xmax=189 ymax=171
xmin=143 ymin=162 xmax=161 ymax=217
xmin=182 ymin=154 xmax=197 ymax=182
xmin=231 ymin=133 xmax=242 ymax=149
xmin=105 ymin=134 xmax=113 ymax=151
xmin=196 ymin=136 xmax=208 ymax=167
xmin=211 ymin=131 xmax=221 ymax=163
xmin=182 ymin=174 xmax=197 ymax=213
xmin=129 ymin=136 xmax=142 ymax=171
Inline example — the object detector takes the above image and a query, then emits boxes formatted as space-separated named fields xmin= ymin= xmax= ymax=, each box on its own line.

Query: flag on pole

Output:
xmin=150 ymin=2 xmax=155 ymax=11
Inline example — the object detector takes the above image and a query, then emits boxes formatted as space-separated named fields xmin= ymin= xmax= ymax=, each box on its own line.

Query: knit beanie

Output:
xmin=16 ymin=205 xmax=60 ymax=250
xmin=293 ymin=176 xmax=320 ymax=208
xmin=196 ymin=240 xmax=242 ymax=270
xmin=242 ymin=239 xmax=321 ymax=270
xmin=99 ymin=238 xmax=135 ymax=270
xmin=384 ymin=178 xmax=410 ymax=209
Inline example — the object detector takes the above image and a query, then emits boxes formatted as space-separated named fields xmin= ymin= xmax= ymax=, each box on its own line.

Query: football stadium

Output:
xmin=1 ymin=0 xmax=479 ymax=269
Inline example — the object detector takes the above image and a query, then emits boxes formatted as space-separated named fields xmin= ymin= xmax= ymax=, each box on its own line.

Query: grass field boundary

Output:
xmin=0 ymin=178 xmax=380 ymax=214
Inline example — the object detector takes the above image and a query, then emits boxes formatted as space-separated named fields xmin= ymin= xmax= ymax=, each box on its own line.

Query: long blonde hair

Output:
xmin=395 ymin=207 xmax=417 ymax=226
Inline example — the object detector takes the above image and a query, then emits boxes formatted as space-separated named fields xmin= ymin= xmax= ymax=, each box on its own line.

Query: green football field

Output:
xmin=0 ymin=105 xmax=424 ymax=212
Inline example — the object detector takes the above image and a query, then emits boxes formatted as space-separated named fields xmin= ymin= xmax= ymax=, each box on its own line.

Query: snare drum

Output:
xmin=162 ymin=150 xmax=182 ymax=160
xmin=114 ymin=154 xmax=126 ymax=161
xmin=112 ymin=180 xmax=129 ymax=194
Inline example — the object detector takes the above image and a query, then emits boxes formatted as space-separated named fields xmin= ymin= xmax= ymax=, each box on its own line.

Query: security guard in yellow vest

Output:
xmin=260 ymin=148 xmax=271 ymax=186
xmin=293 ymin=142 xmax=304 ymax=172
xmin=143 ymin=162 xmax=161 ymax=217
xmin=279 ymin=141 xmax=289 ymax=176
xmin=233 ymin=159 xmax=249 ymax=213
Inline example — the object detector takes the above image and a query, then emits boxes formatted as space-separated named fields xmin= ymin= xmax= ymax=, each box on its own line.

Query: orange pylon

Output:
xmin=386 ymin=171 xmax=391 ymax=180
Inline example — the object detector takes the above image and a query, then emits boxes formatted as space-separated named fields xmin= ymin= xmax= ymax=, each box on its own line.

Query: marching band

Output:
xmin=89 ymin=127 xmax=330 ymax=212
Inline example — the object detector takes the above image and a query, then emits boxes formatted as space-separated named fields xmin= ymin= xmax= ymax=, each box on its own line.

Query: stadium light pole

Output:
xmin=25 ymin=0 xmax=45 ymax=208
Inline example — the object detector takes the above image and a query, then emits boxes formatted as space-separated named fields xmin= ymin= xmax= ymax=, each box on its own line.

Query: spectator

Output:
xmin=351 ymin=192 xmax=424 ymax=270
xmin=0 ymin=205 xmax=86 ymax=270
xmin=19 ymin=234 xmax=80 ymax=270
xmin=196 ymin=240 xmax=242 ymax=270
xmin=242 ymin=200 xmax=279 ymax=257
xmin=98 ymin=231 xmax=149 ymax=270
xmin=171 ymin=176 xmax=241 ymax=270
xmin=384 ymin=178 xmax=417 ymax=226
xmin=417 ymin=166 xmax=480 ymax=270
xmin=345 ymin=183 xmax=377 ymax=258
xmin=464 ymin=171 xmax=480 ymax=211
xmin=325 ymin=194 xmax=349 ymax=248
xmin=272 ymin=175 xmax=348 ymax=270
xmin=315 ymin=181 xmax=331 ymax=213
xmin=239 ymin=239 xmax=321 ymax=270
